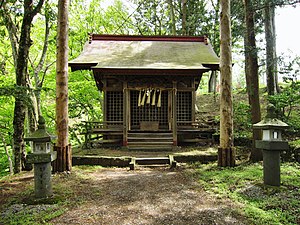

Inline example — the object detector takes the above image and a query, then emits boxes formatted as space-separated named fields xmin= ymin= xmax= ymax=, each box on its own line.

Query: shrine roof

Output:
xmin=69 ymin=34 xmax=220 ymax=71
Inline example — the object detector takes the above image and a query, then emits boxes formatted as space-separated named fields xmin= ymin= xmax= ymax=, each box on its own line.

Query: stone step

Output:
xmin=129 ymin=156 xmax=177 ymax=170
xmin=135 ymin=157 xmax=170 ymax=165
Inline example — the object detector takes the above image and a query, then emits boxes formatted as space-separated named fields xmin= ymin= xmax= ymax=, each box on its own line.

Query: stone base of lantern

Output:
xmin=34 ymin=162 xmax=53 ymax=198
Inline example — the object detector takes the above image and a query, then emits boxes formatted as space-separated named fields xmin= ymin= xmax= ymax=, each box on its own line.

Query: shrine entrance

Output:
xmin=130 ymin=90 xmax=169 ymax=131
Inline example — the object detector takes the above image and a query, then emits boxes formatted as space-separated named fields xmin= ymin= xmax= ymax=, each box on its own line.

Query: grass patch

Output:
xmin=0 ymin=205 xmax=65 ymax=225
xmin=0 ymin=166 xmax=102 ymax=224
xmin=193 ymin=162 xmax=300 ymax=225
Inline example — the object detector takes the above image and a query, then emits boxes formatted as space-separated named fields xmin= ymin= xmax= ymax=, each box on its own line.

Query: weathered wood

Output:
xmin=52 ymin=144 xmax=72 ymax=173
xmin=103 ymin=79 xmax=107 ymax=122
xmin=172 ymin=81 xmax=177 ymax=145
xmin=127 ymin=132 xmax=173 ymax=151
xmin=218 ymin=147 xmax=235 ymax=167
xmin=123 ymin=81 xmax=128 ymax=146
xmin=192 ymin=79 xmax=196 ymax=122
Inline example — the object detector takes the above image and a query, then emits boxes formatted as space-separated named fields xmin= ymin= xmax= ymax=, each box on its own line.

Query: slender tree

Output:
xmin=262 ymin=0 xmax=300 ymax=96
xmin=218 ymin=0 xmax=235 ymax=167
xmin=53 ymin=0 xmax=71 ymax=172
xmin=243 ymin=0 xmax=262 ymax=161
xmin=168 ymin=0 xmax=177 ymax=35
xmin=264 ymin=0 xmax=276 ymax=96
xmin=181 ymin=0 xmax=187 ymax=35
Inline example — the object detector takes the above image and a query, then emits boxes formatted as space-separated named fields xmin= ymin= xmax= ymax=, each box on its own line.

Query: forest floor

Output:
xmin=0 ymin=165 xmax=250 ymax=225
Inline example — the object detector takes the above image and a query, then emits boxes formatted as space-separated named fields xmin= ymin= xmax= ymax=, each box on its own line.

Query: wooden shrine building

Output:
xmin=69 ymin=34 xmax=220 ymax=150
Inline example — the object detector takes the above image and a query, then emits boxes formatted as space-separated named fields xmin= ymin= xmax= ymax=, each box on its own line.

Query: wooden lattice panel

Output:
xmin=106 ymin=91 xmax=123 ymax=122
xmin=177 ymin=91 xmax=192 ymax=122
xmin=130 ymin=90 xmax=168 ymax=129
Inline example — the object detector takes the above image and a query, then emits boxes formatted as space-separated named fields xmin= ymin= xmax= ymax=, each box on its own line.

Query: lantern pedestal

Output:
xmin=253 ymin=104 xmax=289 ymax=187
xmin=256 ymin=141 xmax=288 ymax=186
xmin=25 ymin=116 xmax=57 ymax=198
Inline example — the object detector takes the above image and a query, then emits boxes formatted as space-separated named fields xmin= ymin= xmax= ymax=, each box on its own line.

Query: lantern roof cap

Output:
xmin=24 ymin=116 xmax=56 ymax=142
xmin=253 ymin=104 xmax=289 ymax=130
xmin=253 ymin=118 xmax=289 ymax=130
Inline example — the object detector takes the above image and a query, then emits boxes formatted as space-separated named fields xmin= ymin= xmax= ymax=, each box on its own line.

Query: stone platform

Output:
xmin=72 ymin=147 xmax=218 ymax=167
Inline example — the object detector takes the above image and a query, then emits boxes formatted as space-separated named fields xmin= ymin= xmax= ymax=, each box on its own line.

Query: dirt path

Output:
xmin=51 ymin=167 xmax=247 ymax=225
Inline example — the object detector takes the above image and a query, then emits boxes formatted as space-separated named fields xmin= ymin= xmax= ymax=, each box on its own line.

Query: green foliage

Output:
xmin=268 ymin=82 xmax=300 ymax=118
xmin=0 ymin=94 xmax=14 ymax=177
xmin=193 ymin=162 xmax=300 ymax=225
xmin=267 ymin=55 xmax=300 ymax=135
xmin=68 ymin=71 xmax=103 ymax=146
xmin=0 ymin=149 xmax=10 ymax=177
xmin=268 ymin=82 xmax=300 ymax=132
xmin=233 ymin=101 xmax=252 ymax=138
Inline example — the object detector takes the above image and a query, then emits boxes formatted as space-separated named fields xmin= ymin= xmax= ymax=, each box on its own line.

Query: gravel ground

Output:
xmin=50 ymin=166 xmax=247 ymax=225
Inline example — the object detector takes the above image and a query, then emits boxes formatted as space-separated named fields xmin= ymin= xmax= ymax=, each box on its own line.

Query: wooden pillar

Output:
xmin=123 ymin=81 xmax=128 ymax=146
xmin=103 ymin=80 xmax=107 ymax=122
xmin=192 ymin=79 xmax=196 ymax=122
xmin=172 ymin=81 xmax=177 ymax=146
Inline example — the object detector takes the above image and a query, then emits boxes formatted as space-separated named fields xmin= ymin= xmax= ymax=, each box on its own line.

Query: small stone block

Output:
xmin=27 ymin=151 xmax=57 ymax=164
xmin=255 ymin=140 xmax=289 ymax=151
xmin=129 ymin=162 xmax=135 ymax=170
xmin=129 ymin=158 xmax=135 ymax=170
xmin=170 ymin=161 xmax=177 ymax=169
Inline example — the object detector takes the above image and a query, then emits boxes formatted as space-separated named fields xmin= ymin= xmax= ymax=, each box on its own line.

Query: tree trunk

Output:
xmin=264 ymin=0 xmax=276 ymax=96
xmin=181 ymin=0 xmax=187 ymax=35
xmin=218 ymin=0 xmax=235 ymax=167
xmin=13 ymin=12 xmax=34 ymax=173
xmin=243 ymin=0 xmax=262 ymax=161
xmin=208 ymin=70 xmax=217 ymax=93
xmin=53 ymin=0 xmax=71 ymax=172
xmin=272 ymin=7 xmax=281 ymax=94
xmin=26 ymin=77 xmax=38 ymax=133
xmin=2 ymin=0 xmax=44 ymax=174
xmin=168 ymin=0 xmax=176 ymax=35
xmin=210 ymin=0 xmax=221 ymax=54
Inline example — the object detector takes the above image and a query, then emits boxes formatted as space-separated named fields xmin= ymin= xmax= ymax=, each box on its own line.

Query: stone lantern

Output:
xmin=253 ymin=104 xmax=289 ymax=186
xmin=25 ymin=116 xmax=57 ymax=198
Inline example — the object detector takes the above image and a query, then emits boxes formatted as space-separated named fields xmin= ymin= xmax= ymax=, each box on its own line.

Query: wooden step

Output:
xmin=128 ymin=141 xmax=173 ymax=145
xmin=127 ymin=146 xmax=174 ymax=151
xmin=127 ymin=132 xmax=174 ymax=151
xmin=128 ymin=132 xmax=173 ymax=137
xmin=128 ymin=136 xmax=173 ymax=140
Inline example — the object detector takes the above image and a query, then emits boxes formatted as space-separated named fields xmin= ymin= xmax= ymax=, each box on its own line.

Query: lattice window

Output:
xmin=106 ymin=91 xmax=123 ymax=122
xmin=177 ymin=91 xmax=192 ymax=122
xmin=130 ymin=90 xmax=168 ymax=128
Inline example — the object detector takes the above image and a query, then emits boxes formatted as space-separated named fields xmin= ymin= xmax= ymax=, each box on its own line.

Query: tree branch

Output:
xmin=0 ymin=3 xmax=19 ymax=66
xmin=254 ymin=0 xmax=300 ymax=11
xmin=40 ymin=61 xmax=55 ymax=87
xmin=32 ymin=0 xmax=45 ymax=18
